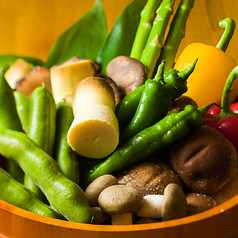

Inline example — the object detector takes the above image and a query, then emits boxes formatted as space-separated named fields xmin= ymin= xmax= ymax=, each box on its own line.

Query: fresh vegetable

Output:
xmin=130 ymin=0 xmax=162 ymax=60
xmin=82 ymin=103 xmax=215 ymax=188
xmin=174 ymin=17 xmax=238 ymax=107
xmin=131 ymin=0 xmax=195 ymax=78
xmin=54 ymin=100 xmax=80 ymax=184
xmin=203 ymin=66 xmax=238 ymax=157
xmin=0 ymin=127 xmax=94 ymax=223
xmin=4 ymin=59 xmax=33 ymax=89
xmin=24 ymin=85 xmax=56 ymax=201
xmin=50 ymin=57 xmax=97 ymax=105
xmin=96 ymin=0 xmax=147 ymax=74
xmin=67 ymin=77 xmax=119 ymax=159
xmin=139 ymin=0 xmax=175 ymax=79
xmin=119 ymin=60 xmax=173 ymax=145
xmin=157 ymin=0 xmax=195 ymax=72
xmin=0 ymin=167 xmax=62 ymax=219
xmin=14 ymin=90 xmax=30 ymax=133
xmin=115 ymin=59 xmax=197 ymax=130
xmin=0 ymin=72 xmax=24 ymax=183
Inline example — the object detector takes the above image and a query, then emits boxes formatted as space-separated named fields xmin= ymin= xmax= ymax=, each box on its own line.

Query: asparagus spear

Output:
xmin=130 ymin=0 xmax=162 ymax=60
xmin=140 ymin=0 xmax=175 ymax=79
xmin=157 ymin=0 xmax=195 ymax=72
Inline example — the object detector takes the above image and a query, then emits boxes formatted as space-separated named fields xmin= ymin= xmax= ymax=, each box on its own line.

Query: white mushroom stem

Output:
xmin=135 ymin=194 xmax=164 ymax=219
xmin=111 ymin=213 xmax=133 ymax=225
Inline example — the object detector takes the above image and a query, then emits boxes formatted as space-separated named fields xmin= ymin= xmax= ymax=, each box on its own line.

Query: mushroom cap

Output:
xmin=85 ymin=174 xmax=118 ymax=207
xmin=162 ymin=183 xmax=188 ymax=221
xmin=186 ymin=193 xmax=217 ymax=216
xmin=98 ymin=184 xmax=144 ymax=215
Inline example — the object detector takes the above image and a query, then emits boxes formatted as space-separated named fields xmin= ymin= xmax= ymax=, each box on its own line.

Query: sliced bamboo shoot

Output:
xmin=50 ymin=57 xmax=98 ymax=105
xmin=67 ymin=77 xmax=119 ymax=159
xmin=4 ymin=59 xmax=33 ymax=89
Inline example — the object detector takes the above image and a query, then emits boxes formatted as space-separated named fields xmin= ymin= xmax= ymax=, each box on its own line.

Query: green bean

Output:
xmin=54 ymin=100 xmax=79 ymax=184
xmin=14 ymin=90 xmax=30 ymax=133
xmin=0 ymin=72 xmax=24 ymax=183
xmin=0 ymin=127 xmax=94 ymax=223
xmin=0 ymin=167 xmax=63 ymax=219
xmin=24 ymin=85 xmax=56 ymax=201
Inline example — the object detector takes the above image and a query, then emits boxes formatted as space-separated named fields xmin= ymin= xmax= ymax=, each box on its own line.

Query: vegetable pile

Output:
xmin=0 ymin=0 xmax=238 ymax=225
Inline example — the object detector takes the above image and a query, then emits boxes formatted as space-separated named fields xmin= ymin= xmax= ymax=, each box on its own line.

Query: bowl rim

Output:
xmin=1 ymin=193 xmax=238 ymax=232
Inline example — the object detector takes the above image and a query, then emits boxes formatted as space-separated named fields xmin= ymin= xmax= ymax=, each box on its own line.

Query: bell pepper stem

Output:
xmin=158 ymin=0 xmax=195 ymax=72
xmin=139 ymin=0 xmax=175 ymax=79
xmin=130 ymin=0 xmax=162 ymax=60
xmin=216 ymin=17 xmax=236 ymax=52
xmin=216 ymin=66 xmax=238 ymax=120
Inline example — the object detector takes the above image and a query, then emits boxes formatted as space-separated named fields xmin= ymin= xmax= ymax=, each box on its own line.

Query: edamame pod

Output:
xmin=0 ymin=128 xmax=94 ymax=223
xmin=24 ymin=85 xmax=56 ymax=201
xmin=0 ymin=72 xmax=24 ymax=183
xmin=14 ymin=90 xmax=30 ymax=133
xmin=54 ymin=100 xmax=80 ymax=184
xmin=0 ymin=167 xmax=63 ymax=219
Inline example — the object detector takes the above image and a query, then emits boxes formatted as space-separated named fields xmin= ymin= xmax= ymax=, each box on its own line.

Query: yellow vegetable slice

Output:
xmin=67 ymin=77 xmax=119 ymax=159
xmin=50 ymin=57 xmax=96 ymax=105
xmin=4 ymin=59 xmax=33 ymax=89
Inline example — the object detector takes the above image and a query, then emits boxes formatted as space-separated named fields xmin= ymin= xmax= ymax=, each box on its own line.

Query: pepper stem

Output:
xmin=177 ymin=58 xmax=198 ymax=81
xmin=153 ymin=60 xmax=165 ymax=82
xmin=197 ymin=103 xmax=219 ymax=117
xmin=216 ymin=66 xmax=238 ymax=121
xmin=216 ymin=17 xmax=236 ymax=52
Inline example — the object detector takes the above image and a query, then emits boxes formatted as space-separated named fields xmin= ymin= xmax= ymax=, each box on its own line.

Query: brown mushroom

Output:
xmin=116 ymin=157 xmax=182 ymax=196
xmin=186 ymin=193 xmax=217 ymax=216
xmin=98 ymin=184 xmax=144 ymax=225
xmin=91 ymin=207 xmax=110 ymax=224
xmin=85 ymin=174 xmax=118 ymax=207
xmin=170 ymin=126 xmax=237 ymax=194
xmin=161 ymin=183 xmax=188 ymax=221
xmin=106 ymin=56 xmax=147 ymax=98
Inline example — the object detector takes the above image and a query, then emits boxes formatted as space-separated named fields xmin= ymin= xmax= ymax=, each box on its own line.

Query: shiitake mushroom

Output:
xmin=170 ymin=126 xmax=237 ymax=194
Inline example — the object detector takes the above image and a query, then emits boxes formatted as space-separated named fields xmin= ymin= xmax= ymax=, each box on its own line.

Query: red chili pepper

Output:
xmin=203 ymin=66 xmax=238 ymax=159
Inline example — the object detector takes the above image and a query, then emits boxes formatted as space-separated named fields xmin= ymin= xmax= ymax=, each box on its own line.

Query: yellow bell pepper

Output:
xmin=174 ymin=18 xmax=238 ymax=107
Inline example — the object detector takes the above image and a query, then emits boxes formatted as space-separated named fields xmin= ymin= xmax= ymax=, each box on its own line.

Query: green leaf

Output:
xmin=0 ymin=54 xmax=44 ymax=73
xmin=45 ymin=0 xmax=107 ymax=68
xmin=96 ymin=0 xmax=148 ymax=74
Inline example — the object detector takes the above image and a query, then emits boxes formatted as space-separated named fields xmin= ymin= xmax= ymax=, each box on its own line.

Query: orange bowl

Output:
xmin=1 ymin=195 xmax=238 ymax=238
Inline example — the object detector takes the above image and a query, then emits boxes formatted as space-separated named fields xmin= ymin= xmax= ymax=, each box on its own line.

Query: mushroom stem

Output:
xmin=135 ymin=194 xmax=164 ymax=219
xmin=111 ymin=213 xmax=133 ymax=225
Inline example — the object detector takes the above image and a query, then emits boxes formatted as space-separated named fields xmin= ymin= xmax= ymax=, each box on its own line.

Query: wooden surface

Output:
xmin=0 ymin=0 xmax=237 ymax=63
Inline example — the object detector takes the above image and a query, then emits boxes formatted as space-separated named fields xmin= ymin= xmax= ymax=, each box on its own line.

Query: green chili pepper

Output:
xmin=0 ymin=72 xmax=24 ymax=183
xmin=115 ymin=58 xmax=198 ymax=130
xmin=119 ymin=60 xmax=173 ymax=145
xmin=14 ymin=90 xmax=30 ymax=133
xmin=82 ymin=103 xmax=214 ymax=188
xmin=54 ymin=100 xmax=80 ymax=184
xmin=0 ymin=167 xmax=63 ymax=219
xmin=0 ymin=127 xmax=94 ymax=223
xmin=24 ymin=85 xmax=56 ymax=201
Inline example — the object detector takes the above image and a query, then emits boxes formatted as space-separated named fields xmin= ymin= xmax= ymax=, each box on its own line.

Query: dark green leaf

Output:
xmin=45 ymin=0 xmax=107 ymax=68
xmin=96 ymin=0 xmax=147 ymax=74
